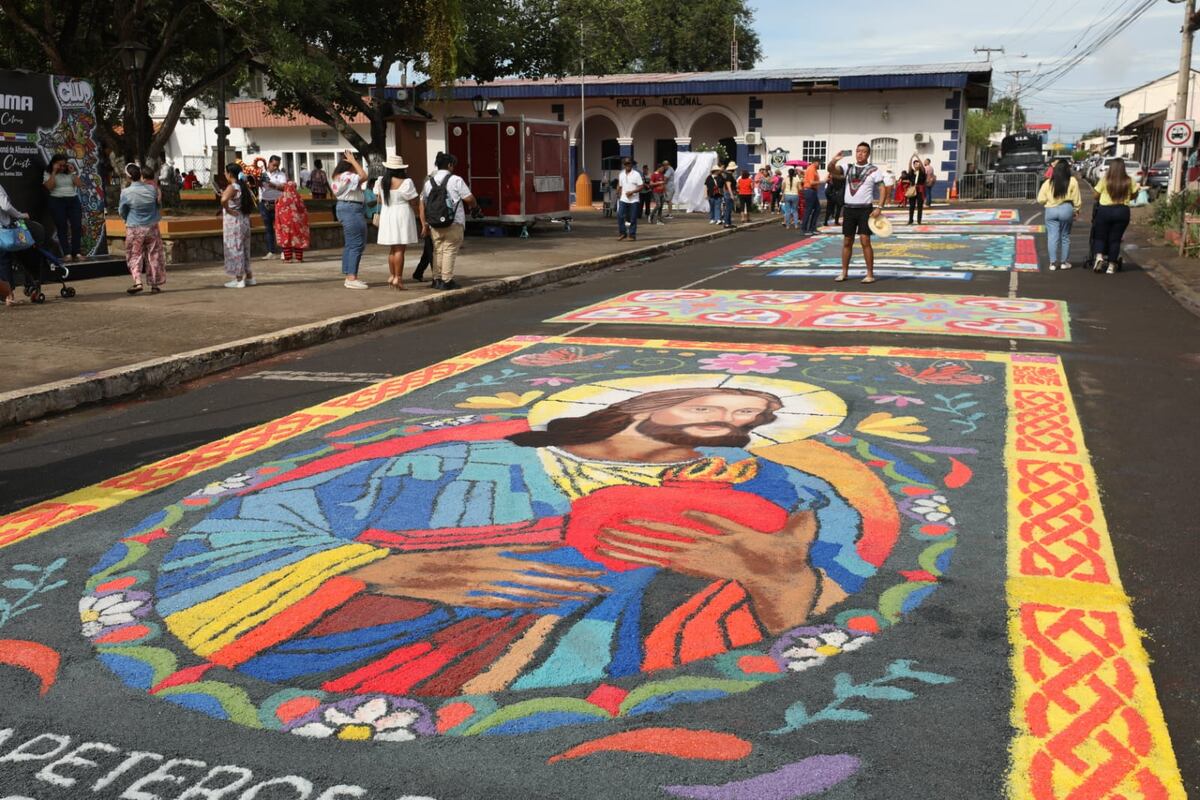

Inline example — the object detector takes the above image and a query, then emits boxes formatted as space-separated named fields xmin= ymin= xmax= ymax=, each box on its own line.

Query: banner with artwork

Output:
xmin=0 ymin=69 xmax=106 ymax=256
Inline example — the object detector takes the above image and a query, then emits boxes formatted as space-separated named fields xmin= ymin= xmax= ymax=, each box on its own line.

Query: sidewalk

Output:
xmin=1127 ymin=206 xmax=1200 ymax=318
xmin=0 ymin=209 xmax=773 ymax=426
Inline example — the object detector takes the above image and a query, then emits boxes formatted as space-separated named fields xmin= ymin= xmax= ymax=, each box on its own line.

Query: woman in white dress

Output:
xmin=375 ymin=154 xmax=420 ymax=290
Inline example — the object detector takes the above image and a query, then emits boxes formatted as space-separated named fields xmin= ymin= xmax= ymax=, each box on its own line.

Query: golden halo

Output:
xmin=526 ymin=373 xmax=847 ymax=447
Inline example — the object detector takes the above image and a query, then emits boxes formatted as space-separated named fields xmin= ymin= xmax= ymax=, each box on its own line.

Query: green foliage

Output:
xmin=770 ymin=659 xmax=955 ymax=735
xmin=693 ymin=141 xmax=731 ymax=166
xmin=1149 ymin=190 xmax=1200 ymax=234
xmin=1072 ymin=150 xmax=1088 ymax=162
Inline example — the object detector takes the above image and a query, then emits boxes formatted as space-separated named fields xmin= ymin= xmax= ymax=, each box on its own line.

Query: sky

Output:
xmin=750 ymin=0 xmax=1191 ymax=141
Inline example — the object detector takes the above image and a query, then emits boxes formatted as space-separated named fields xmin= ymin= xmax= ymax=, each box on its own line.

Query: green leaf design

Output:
xmin=852 ymin=685 xmax=915 ymax=701
xmin=886 ymin=659 xmax=956 ymax=685
xmin=813 ymin=708 xmax=871 ymax=723
xmin=462 ymin=697 xmax=609 ymax=736
xmin=2 ymin=579 xmax=35 ymax=591
xmin=10 ymin=564 xmax=42 ymax=572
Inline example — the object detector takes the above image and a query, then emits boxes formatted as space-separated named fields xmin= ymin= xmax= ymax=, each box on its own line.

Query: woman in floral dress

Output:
xmin=274 ymin=182 xmax=311 ymax=262
xmin=220 ymin=163 xmax=254 ymax=288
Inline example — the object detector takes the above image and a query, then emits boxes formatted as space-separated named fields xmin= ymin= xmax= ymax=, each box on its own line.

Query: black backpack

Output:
xmin=425 ymin=173 xmax=458 ymax=228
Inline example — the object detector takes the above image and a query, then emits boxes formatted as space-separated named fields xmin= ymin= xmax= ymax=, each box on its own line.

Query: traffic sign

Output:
xmin=1164 ymin=119 xmax=1194 ymax=148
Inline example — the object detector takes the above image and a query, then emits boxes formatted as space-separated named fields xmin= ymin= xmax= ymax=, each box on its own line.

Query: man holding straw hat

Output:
xmin=837 ymin=142 xmax=892 ymax=284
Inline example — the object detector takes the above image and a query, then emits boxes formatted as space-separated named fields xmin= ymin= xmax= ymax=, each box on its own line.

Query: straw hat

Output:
xmin=384 ymin=154 xmax=408 ymax=170
xmin=868 ymin=213 xmax=893 ymax=238
xmin=711 ymin=165 xmax=723 ymax=173
xmin=725 ymin=161 xmax=738 ymax=171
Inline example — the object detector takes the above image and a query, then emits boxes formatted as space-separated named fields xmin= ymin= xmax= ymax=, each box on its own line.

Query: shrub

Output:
xmin=1149 ymin=190 xmax=1200 ymax=234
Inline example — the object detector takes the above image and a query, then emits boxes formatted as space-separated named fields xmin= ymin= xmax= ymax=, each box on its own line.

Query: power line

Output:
xmin=1023 ymin=0 xmax=1158 ymax=96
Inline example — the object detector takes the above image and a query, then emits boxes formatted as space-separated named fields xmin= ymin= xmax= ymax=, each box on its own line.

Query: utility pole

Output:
xmin=730 ymin=15 xmax=739 ymax=72
xmin=974 ymin=46 xmax=1005 ymax=62
xmin=1004 ymin=69 xmax=1031 ymax=132
xmin=1170 ymin=0 xmax=1197 ymax=194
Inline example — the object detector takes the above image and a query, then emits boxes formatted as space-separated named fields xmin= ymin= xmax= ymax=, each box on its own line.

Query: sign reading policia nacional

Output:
xmin=615 ymin=96 xmax=704 ymax=108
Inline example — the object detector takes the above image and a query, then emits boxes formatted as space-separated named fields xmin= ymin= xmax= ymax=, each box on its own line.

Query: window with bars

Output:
xmin=801 ymin=140 xmax=827 ymax=165
xmin=870 ymin=137 xmax=899 ymax=165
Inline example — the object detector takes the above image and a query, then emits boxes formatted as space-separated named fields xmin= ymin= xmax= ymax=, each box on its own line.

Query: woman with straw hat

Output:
xmin=375 ymin=154 xmax=420 ymax=290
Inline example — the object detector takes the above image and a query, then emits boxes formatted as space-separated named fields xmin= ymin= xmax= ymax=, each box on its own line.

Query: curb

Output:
xmin=0 ymin=218 xmax=779 ymax=428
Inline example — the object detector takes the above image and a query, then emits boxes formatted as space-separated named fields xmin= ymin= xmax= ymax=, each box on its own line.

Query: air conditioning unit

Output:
xmin=743 ymin=131 xmax=762 ymax=146
xmin=914 ymin=132 xmax=930 ymax=144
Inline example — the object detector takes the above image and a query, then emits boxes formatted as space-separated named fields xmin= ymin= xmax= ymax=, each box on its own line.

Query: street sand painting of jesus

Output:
xmin=0 ymin=336 xmax=1183 ymax=799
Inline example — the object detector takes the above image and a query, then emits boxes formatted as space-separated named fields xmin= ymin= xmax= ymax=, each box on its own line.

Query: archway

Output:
xmin=630 ymin=111 xmax=680 ymax=172
xmin=689 ymin=111 xmax=739 ymax=169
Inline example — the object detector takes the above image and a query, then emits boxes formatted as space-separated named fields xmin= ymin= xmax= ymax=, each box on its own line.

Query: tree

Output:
xmin=0 ymin=0 xmax=251 ymax=164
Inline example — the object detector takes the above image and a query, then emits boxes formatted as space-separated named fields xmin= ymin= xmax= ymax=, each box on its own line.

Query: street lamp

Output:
xmin=115 ymin=40 xmax=151 ymax=165
xmin=472 ymin=94 xmax=487 ymax=118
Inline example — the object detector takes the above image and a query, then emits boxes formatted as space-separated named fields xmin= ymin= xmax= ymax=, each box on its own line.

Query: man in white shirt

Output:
xmin=616 ymin=159 xmax=644 ymax=241
xmin=924 ymin=159 xmax=937 ymax=207
xmin=838 ymin=141 xmax=891 ymax=284
xmin=259 ymin=155 xmax=288 ymax=259
xmin=419 ymin=152 xmax=477 ymax=290
xmin=299 ymin=163 xmax=311 ymax=188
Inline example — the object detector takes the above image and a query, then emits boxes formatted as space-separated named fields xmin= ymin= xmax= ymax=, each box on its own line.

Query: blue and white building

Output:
xmin=439 ymin=61 xmax=993 ymax=200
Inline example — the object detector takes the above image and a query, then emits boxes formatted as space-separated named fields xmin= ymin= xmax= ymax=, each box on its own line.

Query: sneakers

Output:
xmin=245 ymin=277 xmax=257 ymax=286
xmin=343 ymin=279 xmax=369 ymax=289
xmin=441 ymin=279 xmax=461 ymax=290
xmin=224 ymin=279 xmax=245 ymax=289
xmin=617 ymin=234 xmax=628 ymax=240
xmin=1061 ymin=262 xmax=1072 ymax=270
xmin=431 ymin=278 xmax=445 ymax=289
xmin=1106 ymin=262 xmax=1116 ymax=275
xmin=262 ymin=252 xmax=275 ymax=260
xmin=1049 ymin=262 xmax=1058 ymax=271
xmin=1092 ymin=256 xmax=1106 ymax=273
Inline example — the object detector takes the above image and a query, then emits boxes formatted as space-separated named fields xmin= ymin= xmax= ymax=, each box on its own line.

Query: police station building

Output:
xmin=437 ymin=61 xmax=992 ymax=201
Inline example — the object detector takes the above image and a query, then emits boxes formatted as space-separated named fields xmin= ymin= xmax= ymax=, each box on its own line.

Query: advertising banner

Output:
xmin=0 ymin=69 xmax=107 ymax=255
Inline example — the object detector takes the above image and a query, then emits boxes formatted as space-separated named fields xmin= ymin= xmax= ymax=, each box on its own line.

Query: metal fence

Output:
xmin=955 ymin=172 xmax=1041 ymax=201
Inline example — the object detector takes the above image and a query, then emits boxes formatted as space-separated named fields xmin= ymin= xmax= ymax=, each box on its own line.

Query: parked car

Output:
xmin=1146 ymin=160 xmax=1171 ymax=196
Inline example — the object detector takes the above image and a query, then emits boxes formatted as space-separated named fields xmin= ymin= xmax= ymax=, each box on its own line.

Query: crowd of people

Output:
xmin=0 ymin=139 xmax=1144 ymax=307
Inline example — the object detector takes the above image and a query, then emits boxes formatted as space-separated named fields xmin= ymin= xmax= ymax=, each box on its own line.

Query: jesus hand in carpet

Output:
xmin=595 ymin=509 xmax=822 ymax=635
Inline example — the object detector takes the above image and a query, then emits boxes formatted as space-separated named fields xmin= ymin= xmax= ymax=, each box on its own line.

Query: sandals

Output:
xmin=860 ymin=276 xmax=877 ymax=284
xmin=127 ymin=283 xmax=144 ymax=295
xmin=834 ymin=275 xmax=848 ymax=282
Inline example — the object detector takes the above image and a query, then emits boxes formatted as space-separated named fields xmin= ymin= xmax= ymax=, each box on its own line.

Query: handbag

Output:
xmin=905 ymin=185 xmax=918 ymax=199
xmin=0 ymin=221 xmax=34 ymax=252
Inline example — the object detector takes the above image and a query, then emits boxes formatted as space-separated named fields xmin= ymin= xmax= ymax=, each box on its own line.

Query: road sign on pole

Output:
xmin=1165 ymin=119 xmax=1194 ymax=148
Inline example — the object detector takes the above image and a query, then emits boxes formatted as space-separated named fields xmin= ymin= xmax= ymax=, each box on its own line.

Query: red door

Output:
xmin=467 ymin=122 xmax=500 ymax=218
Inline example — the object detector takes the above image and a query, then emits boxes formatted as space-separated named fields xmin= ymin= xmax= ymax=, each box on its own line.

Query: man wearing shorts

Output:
xmin=838 ymin=142 xmax=891 ymax=284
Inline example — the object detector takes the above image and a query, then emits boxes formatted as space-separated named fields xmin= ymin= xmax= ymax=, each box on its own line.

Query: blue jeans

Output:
xmin=48 ymin=195 xmax=82 ymax=256
xmin=721 ymin=195 xmax=733 ymax=226
xmin=781 ymin=194 xmax=800 ymax=227
xmin=802 ymin=188 xmax=821 ymax=232
xmin=709 ymin=197 xmax=721 ymax=222
xmin=337 ymin=201 xmax=367 ymax=276
xmin=260 ymin=200 xmax=277 ymax=254
xmin=1044 ymin=203 xmax=1074 ymax=264
xmin=618 ymin=200 xmax=639 ymax=237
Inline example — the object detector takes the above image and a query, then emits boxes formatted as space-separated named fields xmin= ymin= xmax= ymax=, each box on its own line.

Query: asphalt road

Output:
xmin=1 ymin=199 xmax=1197 ymax=796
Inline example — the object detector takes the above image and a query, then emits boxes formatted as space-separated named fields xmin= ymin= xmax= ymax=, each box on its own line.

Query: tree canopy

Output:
xmin=0 ymin=0 xmax=762 ymax=161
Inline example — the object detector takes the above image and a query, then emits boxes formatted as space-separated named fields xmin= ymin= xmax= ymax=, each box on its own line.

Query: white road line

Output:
xmin=678 ymin=266 xmax=739 ymax=289
xmin=240 ymin=370 xmax=395 ymax=383
xmin=1008 ymin=270 xmax=1019 ymax=298
xmin=561 ymin=322 xmax=598 ymax=336
xmin=1026 ymin=211 xmax=1044 ymax=226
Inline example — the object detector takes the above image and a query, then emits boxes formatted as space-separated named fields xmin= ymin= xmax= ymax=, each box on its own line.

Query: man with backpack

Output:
xmin=419 ymin=152 xmax=477 ymax=290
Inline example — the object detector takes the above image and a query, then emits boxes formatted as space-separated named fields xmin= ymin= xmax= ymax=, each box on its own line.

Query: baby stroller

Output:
xmin=12 ymin=220 xmax=76 ymax=303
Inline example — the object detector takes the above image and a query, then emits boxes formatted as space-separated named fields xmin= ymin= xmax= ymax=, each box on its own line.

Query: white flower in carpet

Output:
xmin=196 ymin=471 xmax=255 ymax=496
xmin=79 ymin=591 xmax=150 ymax=638
xmin=290 ymin=697 xmax=421 ymax=742
xmin=425 ymin=415 xmax=480 ymax=429
xmin=780 ymin=629 xmax=872 ymax=672
xmin=911 ymin=494 xmax=956 ymax=526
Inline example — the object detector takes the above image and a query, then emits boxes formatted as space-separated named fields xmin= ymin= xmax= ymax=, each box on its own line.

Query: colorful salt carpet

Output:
xmin=769 ymin=268 xmax=973 ymax=281
xmin=548 ymin=290 xmax=1070 ymax=342
xmin=0 ymin=336 xmax=1180 ymax=799
xmin=879 ymin=208 xmax=1019 ymax=223
xmin=817 ymin=224 xmax=1045 ymax=235
xmin=737 ymin=234 xmax=1039 ymax=272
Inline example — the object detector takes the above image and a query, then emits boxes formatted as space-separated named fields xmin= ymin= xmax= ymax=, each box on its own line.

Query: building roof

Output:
xmin=449 ymin=61 xmax=993 ymax=107
xmin=229 ymin=100 xmax=368 ymax=128
xmin=1105 ymin=69 xmax=1200 ymax=108
xmin=1119 ymin=108 xmax=1168 ymax=134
